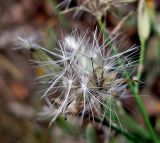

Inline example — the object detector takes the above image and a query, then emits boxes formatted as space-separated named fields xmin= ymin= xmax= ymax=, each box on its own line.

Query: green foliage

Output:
xmin=86 ymin=124 xmax=97 ymax=143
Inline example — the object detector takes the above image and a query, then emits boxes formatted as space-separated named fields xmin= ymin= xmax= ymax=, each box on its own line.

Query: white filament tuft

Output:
xmin=18 ymin=28 xmax=138 ymax=127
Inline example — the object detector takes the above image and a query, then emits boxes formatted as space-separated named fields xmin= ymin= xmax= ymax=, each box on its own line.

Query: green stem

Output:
xmin=135 ymin=40 xmax=145 ymax=92
xmin=134 ymin=39 xmax=158 ymax=143
xmin=97 ymin=17 xmax=103 ymax=33
xmin=97 ymin=18 xmax=158 ymax=143
xmin=49 ymin=0 xmax=68 ymax=28
xmin=95 ymin=117 xmax=140 ymax=143
xmin=131 ymin=89 xmax=158 ymax=143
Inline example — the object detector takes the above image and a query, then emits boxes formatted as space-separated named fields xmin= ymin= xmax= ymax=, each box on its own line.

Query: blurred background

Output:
xmin=0 ymin=0 xmax=160 ymax=143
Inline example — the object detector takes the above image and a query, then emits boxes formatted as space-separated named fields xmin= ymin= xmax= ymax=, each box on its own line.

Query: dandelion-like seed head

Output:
xmin=60 ymin=0 xmax=136 ymax=19
xmin=18 ymin=28 xmax=137 ymax=126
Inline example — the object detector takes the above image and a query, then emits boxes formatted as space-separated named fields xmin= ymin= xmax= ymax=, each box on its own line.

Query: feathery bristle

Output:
xmin=17 ymin=29 xmax=138 ymax=126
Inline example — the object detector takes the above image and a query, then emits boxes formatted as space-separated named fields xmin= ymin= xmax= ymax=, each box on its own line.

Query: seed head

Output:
xmin=60 ymin=0 xmax=136 ymax=19
xmin=17 ymin=29 xmax=137 ymax=125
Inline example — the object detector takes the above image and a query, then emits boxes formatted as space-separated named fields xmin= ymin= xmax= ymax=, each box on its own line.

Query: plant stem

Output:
xmin=134 ymin=39 xmax=158 ymax=143
xmin=135 ymin=40 xmax=145 ymax=92
xmin=132 ymin=89 xmax=158 ymax=143
xmin=97 ymin=18 xmax=158 ymax=143
xmin=49 ymin=0 xmax=68 ymax=28
xmin=97 ymin=17 xmax=104 ymax=35
xmin=94 ymin=117 xmax=140 ymax=143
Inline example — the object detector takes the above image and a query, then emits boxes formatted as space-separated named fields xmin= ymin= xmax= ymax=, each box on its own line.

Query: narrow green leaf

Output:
xmin=86 ymin=123 xmax=97 ymax=143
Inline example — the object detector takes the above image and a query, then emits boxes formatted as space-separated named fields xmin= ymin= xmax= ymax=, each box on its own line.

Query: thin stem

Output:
xmin=131 ymin=89 xmax=158 ymax=143
xmin=94 ymin=117 xmax=149 ymax=143
xmin=97 ymin=17 xmax=104 ymax=35
xmin=135 ymin=40 xmax=145 ymax=92
xmin=104 ymin=120 xmax=140 ymax=143
xmin=134 ymin=39 xmax=158 ymax=143
xmin=97 ymin=18 xmax=158 ymax=143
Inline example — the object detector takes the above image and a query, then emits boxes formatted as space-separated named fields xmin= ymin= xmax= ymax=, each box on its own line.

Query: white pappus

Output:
xmin=17 ymin=28 xmax=138 ymax=127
